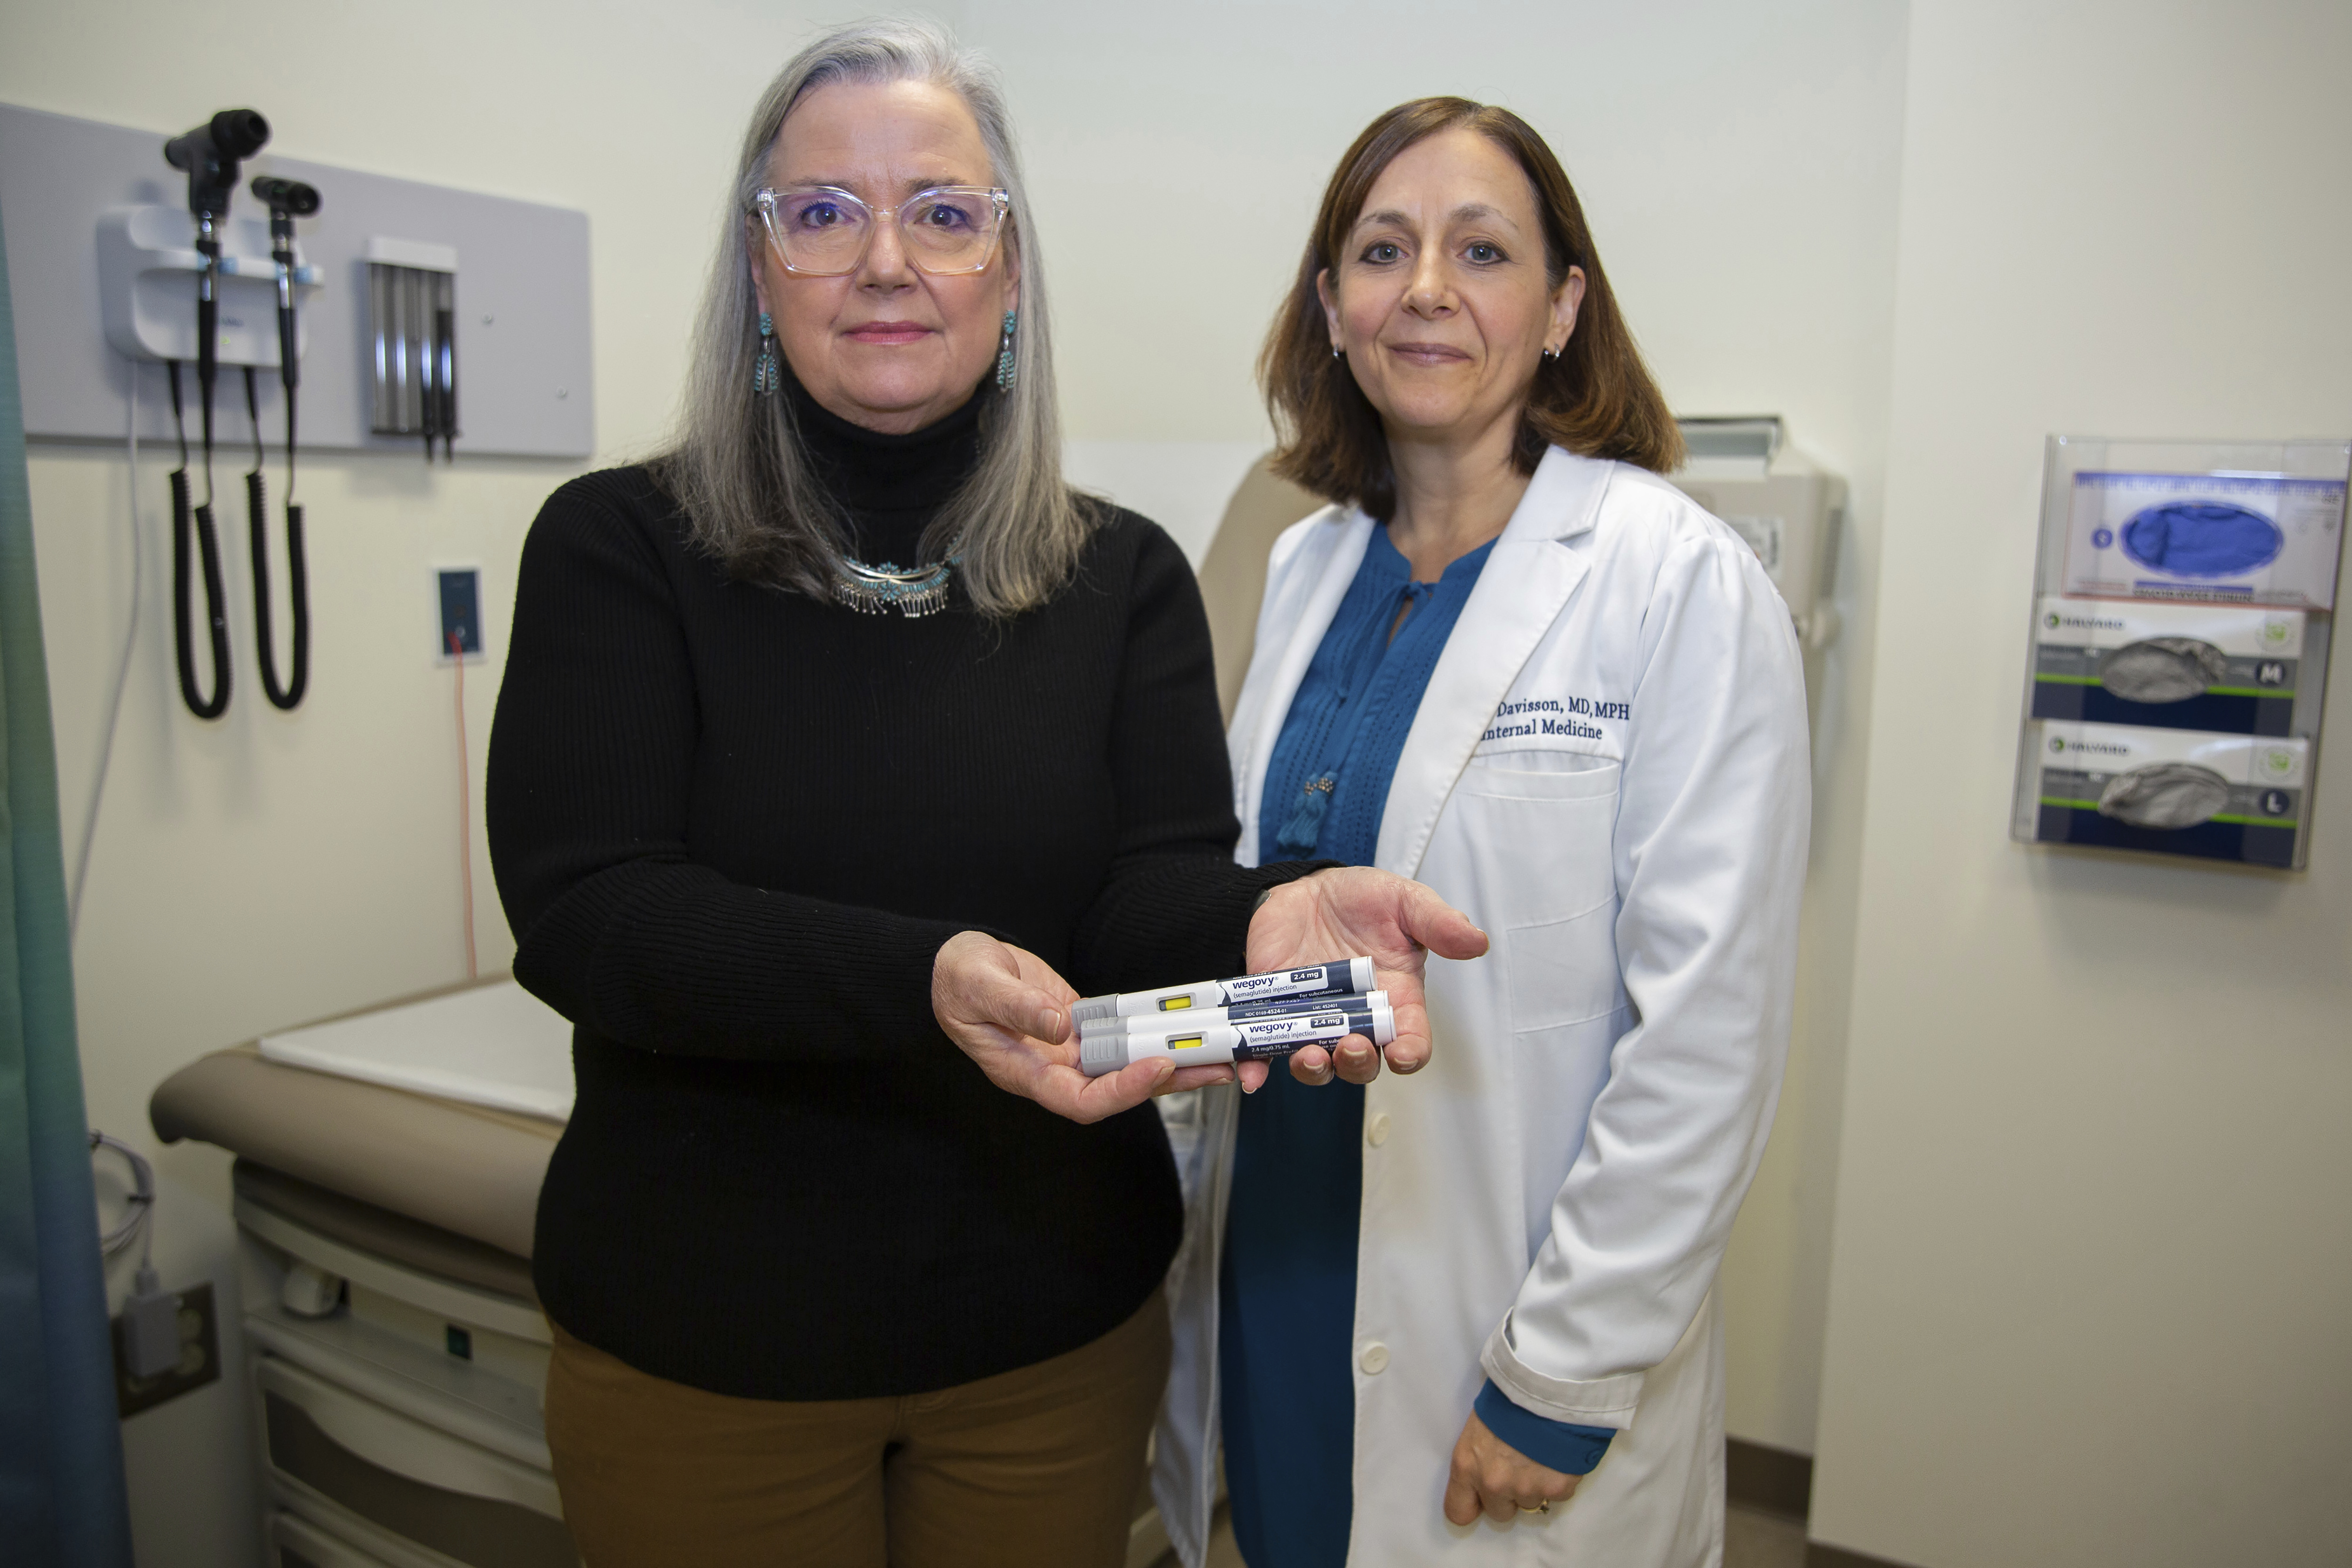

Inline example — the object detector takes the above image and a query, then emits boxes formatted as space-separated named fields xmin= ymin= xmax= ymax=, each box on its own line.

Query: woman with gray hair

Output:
xmin=485 ymin=18 xmax=1482 ymax=1565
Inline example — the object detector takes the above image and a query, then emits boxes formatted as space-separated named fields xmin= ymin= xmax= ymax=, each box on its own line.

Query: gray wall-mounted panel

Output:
xmin=0 ymin=102 xmax=593 ymax=459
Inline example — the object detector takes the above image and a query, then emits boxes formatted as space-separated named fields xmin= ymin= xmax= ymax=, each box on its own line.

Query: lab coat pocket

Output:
xmin=1451 ymin=761 xmax=1619 ymax=920
xmin=1445 ymin=760 xmax=1621 ymax=1029
xmin=1462 ymin=750 xmax=1623 ymax=799
xmin=1507 ymin=900 xmax=1628 ymax=1031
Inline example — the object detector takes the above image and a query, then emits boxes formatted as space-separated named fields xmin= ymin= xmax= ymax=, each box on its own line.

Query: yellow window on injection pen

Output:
xmin=1160 ymin=997 xmax=1193 ymax=1011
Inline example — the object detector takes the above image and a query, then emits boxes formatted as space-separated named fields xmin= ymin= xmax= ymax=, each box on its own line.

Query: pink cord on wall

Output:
xmin=451 ymin=629 xmax=478 ymax=980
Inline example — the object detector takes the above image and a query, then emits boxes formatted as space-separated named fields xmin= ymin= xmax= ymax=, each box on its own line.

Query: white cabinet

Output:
xmin=237 ymin=1172 xmax=579 ymax=1568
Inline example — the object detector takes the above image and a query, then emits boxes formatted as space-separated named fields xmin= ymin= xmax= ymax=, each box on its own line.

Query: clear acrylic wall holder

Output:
xmin=2010 ymin=436 xmax=2349 ymax=871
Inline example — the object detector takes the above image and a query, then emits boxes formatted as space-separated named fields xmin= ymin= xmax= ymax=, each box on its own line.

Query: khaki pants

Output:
xmin=544 ymin=1290 xmax=1169 ymax=1568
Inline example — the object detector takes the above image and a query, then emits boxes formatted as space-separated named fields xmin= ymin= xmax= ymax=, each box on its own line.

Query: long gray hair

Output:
xmin=652 ymin=18 xmax=1089 ymax=617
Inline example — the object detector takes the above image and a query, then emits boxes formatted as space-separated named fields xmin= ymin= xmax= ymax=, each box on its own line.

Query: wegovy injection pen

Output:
xmin=1078 ymin=991 xmax=1392 ymax=1038
xmin=1078 ymin=1000 xmax=1395 ymax=1077
xmin=1070 ymin=958 xmax=1375 ymax=1025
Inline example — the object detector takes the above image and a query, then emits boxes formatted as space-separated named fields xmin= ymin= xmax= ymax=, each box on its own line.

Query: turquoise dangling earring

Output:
xmin=753 ymin=311 xmax=779 ymax=397
xmin=995 ymin=309 xmax=1017 ymax=394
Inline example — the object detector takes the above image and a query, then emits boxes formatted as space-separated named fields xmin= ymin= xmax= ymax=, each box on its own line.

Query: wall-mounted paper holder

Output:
xmin=366 ymin=237 xmax=458 ymax=456
xmin=1670 ymin=415 xmax=1846 ymax=652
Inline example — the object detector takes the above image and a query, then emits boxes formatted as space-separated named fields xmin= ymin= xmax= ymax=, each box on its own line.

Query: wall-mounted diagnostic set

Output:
xmin=139 ymin=109 xmax=317 ymax=717
xmin=2011 ymin=437 xmax=2348 ymax=870
xmin=0 ymin=100 xmax=595 ymax=721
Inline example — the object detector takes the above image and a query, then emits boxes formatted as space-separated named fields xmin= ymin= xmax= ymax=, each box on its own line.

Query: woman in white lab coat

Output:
xmin=1151 ymin=99 xmax=1811 ymax=1567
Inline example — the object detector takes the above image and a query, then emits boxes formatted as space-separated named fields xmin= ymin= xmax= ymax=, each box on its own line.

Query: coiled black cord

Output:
xmin=243 ymin=367 xmax=308 ymax=708
xmin=168 ymin=360 xmax=230 ymax=719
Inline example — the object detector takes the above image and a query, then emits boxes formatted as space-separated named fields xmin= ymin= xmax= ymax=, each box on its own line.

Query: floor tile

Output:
xmin=1725 ymin=1502 xmax=1808 ymax=1568
xmin=1170 ymin=1498 xmax=1810 ymax=1568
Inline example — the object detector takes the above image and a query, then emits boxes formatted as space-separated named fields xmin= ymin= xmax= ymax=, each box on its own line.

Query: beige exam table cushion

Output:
xmin=152 ymin=1041 xmax=559 ymax=1260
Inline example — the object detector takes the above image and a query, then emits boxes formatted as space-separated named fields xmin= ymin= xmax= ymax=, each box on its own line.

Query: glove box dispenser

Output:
xmin=2009 ymin=435 xmax=2346 ymax=871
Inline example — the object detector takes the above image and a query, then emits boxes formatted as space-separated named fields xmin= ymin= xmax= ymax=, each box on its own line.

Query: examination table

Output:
xmin=151 ymin=979 xmax=577 ymax=1568
xmin=154 ymin=983 xmax=1179 ymax=1568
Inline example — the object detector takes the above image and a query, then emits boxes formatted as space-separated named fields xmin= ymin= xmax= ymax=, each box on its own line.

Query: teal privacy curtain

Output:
xmin=0 ymin=201 xmax=136 ymax=1561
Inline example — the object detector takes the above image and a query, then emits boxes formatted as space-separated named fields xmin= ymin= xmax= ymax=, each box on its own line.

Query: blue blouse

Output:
xmin=1220 ymin=527 xmax=1613 ymax=1568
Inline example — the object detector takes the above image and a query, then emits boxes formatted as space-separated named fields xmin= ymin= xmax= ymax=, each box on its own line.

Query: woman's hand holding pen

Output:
xmin=1242 ymin=867 xmax=1489 ymax=1092
xmin=931 ymin=932 xmax=1242 ymax=1122
xmin=933 ymin=867 xmax=1484 ymax=1117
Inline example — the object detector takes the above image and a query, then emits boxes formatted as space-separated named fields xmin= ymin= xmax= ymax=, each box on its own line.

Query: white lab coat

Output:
xmin=1152 ymin=446 xmax=1811 ymax=1568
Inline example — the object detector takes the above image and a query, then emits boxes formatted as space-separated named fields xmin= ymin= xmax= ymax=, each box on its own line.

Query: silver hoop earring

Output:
xmin=1542 ymin=345 xmax=1560 ymax=362
xmin=1331 ymin=345 xmax=1344 ymax=360
xmin=753 ymin=311 xmax=779 ymax=396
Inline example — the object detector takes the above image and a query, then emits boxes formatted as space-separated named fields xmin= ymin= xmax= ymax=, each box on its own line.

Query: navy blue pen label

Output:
xmin=1231 ymin=1012 xmax=1357 ymax=1047
xmin=1230 ymin=1014 xmax=1373 ymax=1062
xmin=1153 ymin=1009 xmax=1368 ymax=1054
xmin=1224 ymin=994 xmax=1374 ymax=1023
xmin=1222 ymin=964 xmax=1349 ymax=1003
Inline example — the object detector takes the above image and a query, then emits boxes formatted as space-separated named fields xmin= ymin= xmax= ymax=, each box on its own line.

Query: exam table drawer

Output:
xmin=258 ymin=1356 xmax=577 ymax=1568
xmin=269 ymin=1508 xmax=412 ymax=1568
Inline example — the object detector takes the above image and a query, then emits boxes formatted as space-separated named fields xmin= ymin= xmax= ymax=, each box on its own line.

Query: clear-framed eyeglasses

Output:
xmin=751 ymin=185 xmax=1011 ymax=277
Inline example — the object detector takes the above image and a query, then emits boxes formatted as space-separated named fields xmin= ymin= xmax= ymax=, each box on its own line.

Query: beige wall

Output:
xmin=11 ymin=4 xmax=1910 ymax=1561
xmin=1807 ymin=1 xmax=2352 ymax=1564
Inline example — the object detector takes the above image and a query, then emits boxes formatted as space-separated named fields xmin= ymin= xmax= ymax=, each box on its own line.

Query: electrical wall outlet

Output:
xmin=112 ymin=1280 xmax=221 ymax=1417
xmin=437 ymin=567 xmax=483 ymax=661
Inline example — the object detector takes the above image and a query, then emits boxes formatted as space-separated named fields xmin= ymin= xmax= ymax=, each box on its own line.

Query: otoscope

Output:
xmin=161 ymin=108 xmax=270 ymax=719
xmin=246 ymin=174 xmax=318 ymax=709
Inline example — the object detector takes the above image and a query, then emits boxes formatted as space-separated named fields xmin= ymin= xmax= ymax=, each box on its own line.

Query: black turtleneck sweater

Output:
xmin=486 ymin=388 xmax=1320 ymax=1401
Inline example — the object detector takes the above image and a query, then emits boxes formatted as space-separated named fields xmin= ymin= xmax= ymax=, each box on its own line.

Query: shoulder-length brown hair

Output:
xmin=1262 ymin=98 xmax=1683 ymax=519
